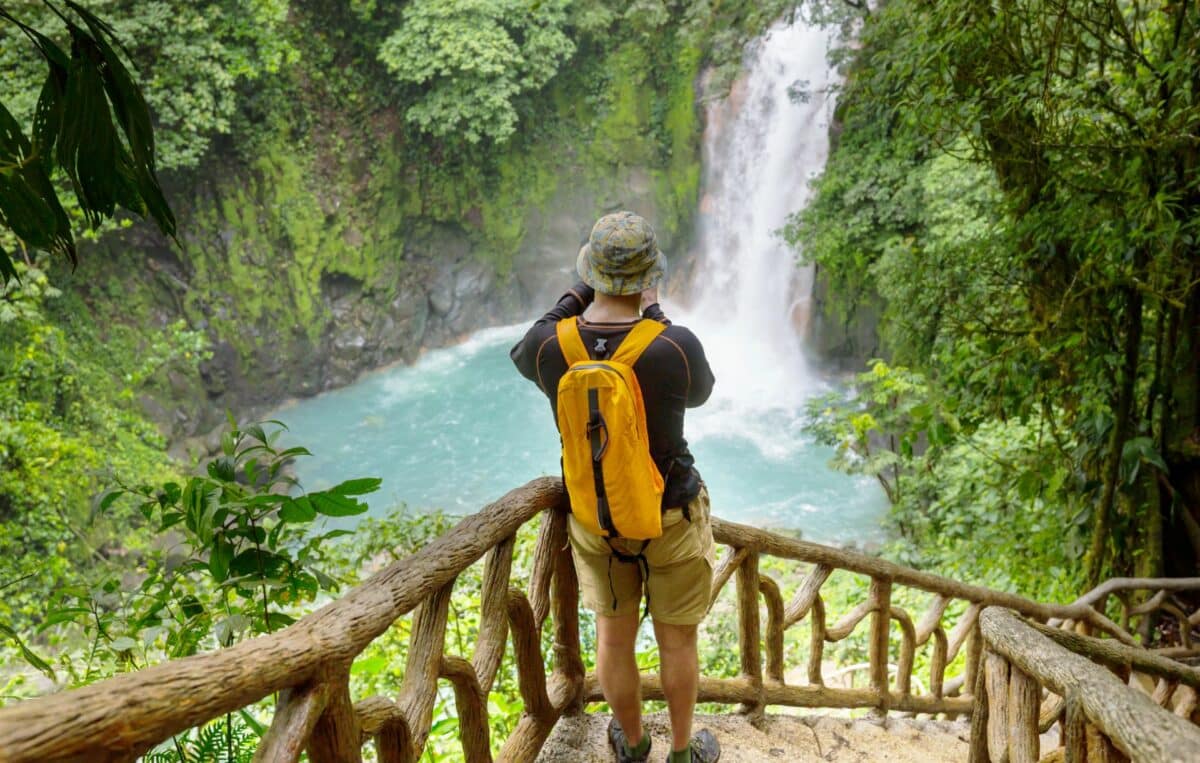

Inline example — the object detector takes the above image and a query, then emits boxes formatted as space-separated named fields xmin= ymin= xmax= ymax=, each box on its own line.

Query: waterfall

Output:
xmin=670 ymin=14 xmax=838 ymax=461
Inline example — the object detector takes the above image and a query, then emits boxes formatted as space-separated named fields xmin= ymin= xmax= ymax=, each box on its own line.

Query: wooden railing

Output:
xmin=971 ymin=608 xmax=1200 ymax=762
xmin=1 ymin=477 xmax=1198 ymax=762
xmin=0 ymin=477 xmax=573 ymax=763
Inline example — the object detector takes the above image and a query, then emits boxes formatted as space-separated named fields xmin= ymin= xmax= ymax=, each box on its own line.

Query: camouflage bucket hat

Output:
xmin=576 ymin=211 xmax=667 ymax=296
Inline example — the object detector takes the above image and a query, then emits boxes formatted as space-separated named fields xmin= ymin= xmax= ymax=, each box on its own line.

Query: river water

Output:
xmin=271 ymin=15 xmax=885 ymax=546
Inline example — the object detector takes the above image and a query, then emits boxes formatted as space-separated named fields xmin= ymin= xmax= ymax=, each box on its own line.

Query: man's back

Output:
xmin=510 ymin=287 xmax=714 ymax=511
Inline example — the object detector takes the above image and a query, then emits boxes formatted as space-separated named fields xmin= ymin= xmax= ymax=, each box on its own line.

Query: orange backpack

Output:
xmin=555 ymin=316 xmax=666 ymax=539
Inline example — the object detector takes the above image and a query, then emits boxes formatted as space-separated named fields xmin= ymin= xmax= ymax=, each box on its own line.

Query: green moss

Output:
xmin=175 ymin=136 xmax=415 ymax=360
xmin=51 ymin=12 xmax=710 ymax=375
xmin=1 ymin=268 xmax=190 ymax=628
xmin=588 ymin=44 xmax=655 ymax=171
xmin=654 ymin=43 xmax=703 ymax=238
xmin=475 ymin=145 xmax=561 ymax=274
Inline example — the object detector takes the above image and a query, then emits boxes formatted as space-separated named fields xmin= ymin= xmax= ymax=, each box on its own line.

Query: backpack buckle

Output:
xmin=587 ymin=413 xmax=609 ymax=461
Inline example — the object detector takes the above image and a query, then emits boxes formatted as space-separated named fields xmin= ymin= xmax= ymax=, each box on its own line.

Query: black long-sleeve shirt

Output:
xmin=510 ymin=282 xmax=715 ymax=510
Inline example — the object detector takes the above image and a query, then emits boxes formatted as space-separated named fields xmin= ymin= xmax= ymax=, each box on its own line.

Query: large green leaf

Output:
xmin=64 ymin=1 xmax=176 ymax=240
xmin=310 ymin=492 xmax=369 ymax=517
xmin=208 ymin=539 xmax=234 ymax=582
xmin=278 ymin=497 xmax=317 ymax=523
xmin=0 ymin=3 xmax=177 ymax=284
xmin=29 ymin=36 xmax=68 ymax=177
xmin=57 ymin=44 xmax=147 ymax=226
xmin=229 ymin=549 xmax=287 ymax=579
xmin=0 ymin=99 xmax=73 ymax=259
xmin=330 ymin=478 xmax=383 ymax=497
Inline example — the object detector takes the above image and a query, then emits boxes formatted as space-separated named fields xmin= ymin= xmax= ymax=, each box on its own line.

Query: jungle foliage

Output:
xmin=10 ymin=0 xmax=1195 ymax=752
xmin=0 ymin=0 xmax=792 ymax=609
xmin=796 ymin=0 xmax=1200 ymax=598
xmin=0 ymin=1 xmax=178 ymax=283
xmin=0 ymin=263 xmax=206 ymax=628
xmin=378 ymin=0 xmax=576 ymax=144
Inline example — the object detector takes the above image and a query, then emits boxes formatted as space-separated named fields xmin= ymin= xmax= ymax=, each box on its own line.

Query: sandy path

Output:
xmin=537 ymin=712 xmax=971 ymax=762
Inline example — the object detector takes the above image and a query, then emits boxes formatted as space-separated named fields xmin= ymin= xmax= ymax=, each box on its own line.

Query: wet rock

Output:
xmin=806 ymin=269 xmax=881 ymax=372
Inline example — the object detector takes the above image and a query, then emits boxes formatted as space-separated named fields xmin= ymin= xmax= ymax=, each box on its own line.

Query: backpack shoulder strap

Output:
xmin=611 ymin=319 xmax=667 ymax=366
xmin=555 ymin=316 xmax=590 ymax=365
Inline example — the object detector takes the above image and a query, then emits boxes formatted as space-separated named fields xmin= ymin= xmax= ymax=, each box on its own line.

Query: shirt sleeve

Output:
xmin=675 ymin=327 xmax=715 ymax=407
xmin=510 ymin=282 xmax=594 ymax=386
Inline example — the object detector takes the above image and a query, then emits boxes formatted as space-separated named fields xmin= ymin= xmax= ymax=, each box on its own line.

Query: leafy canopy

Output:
xmin=378 ymin=0 xmax=575 ymax=144
xmin=0 ymin=0 xmax=297 ymax=285
xmin=0 ymin=1 xmax=175 ymax=283
xmin=796 ymin=0 xmax=1200 ymax=589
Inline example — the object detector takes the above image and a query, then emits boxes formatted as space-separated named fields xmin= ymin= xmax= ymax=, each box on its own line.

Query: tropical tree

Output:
xmin=796 ymin=0 xmax=1200 ymax=589
xmin=0 ymin=1 xmax=175 ymax=283
xmin=378 ymin=0 xmax=575 ymax=144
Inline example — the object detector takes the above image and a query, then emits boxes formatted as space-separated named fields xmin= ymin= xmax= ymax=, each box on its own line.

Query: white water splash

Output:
xmin=670 ymin=14 xmax=839 ymax=461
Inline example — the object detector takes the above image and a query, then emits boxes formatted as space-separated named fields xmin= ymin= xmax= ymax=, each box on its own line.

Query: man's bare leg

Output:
xmin=654 ymin=620 xmax=699 ymax=753
xmin=597 ymin=612 xmax=644 ymax=747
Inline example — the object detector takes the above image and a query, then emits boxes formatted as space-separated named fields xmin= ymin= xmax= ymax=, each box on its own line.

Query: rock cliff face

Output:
xmin=805 ymin=267 xmax=882 ymax=372
xmin=96 ymin=149 xmax=688 ymax=452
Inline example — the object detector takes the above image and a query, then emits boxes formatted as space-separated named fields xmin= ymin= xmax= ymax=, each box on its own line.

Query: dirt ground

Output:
xmin=537 ymin=711 xmax=972 ymax=762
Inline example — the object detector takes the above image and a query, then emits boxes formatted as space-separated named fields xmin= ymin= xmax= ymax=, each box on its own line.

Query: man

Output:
xmin=510 ymin=211 xmax=719 ymax=763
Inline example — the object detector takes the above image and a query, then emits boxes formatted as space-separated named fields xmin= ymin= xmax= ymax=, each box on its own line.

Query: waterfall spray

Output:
xmin=671 ymin=14 xmax=839 ymax=458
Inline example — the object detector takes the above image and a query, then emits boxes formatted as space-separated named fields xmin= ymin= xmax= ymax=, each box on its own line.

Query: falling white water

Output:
xmin=670 ymin=14 xmax=839 ymax=462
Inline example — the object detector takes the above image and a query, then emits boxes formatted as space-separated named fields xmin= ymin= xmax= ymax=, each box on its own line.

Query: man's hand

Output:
xmin=640 ymin=286 xmax=659 ymax=312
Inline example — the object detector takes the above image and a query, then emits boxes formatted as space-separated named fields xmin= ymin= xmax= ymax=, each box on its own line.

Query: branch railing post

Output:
xmin=474 ymin=535 xmax=514 ymax=695
xmin=975 ymin=608 xmax=1200 ymax=762
xmin=760 ymin=576 xmax=785 ymax=685
xmin=736 ymin=548 xmax=764 ymax=718
xmin=1006 ymin=663 xmax=1039 ymax=763
xmin=551 ymin=519 xmax=585 ymax=715
xmin=968 ymin=658 xmax=989 ymax=763
xmin=309 ymin=669 xmax=362 ymax=763
xmin=440 ymin=656 xmax=491 ymax=763
xmin=254 ymin=681 xmax=329 ymax=763
xmin=984 ymin=650 xmax=1010 ymax=763
xmin=867 ymin=577 xmax=892 ymax=714
xmin=392 ymin=579 xmax=455 ymax=762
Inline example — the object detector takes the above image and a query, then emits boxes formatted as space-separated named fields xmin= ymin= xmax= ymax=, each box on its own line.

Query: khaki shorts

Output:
xmin=568 ymin=486 xmax=715 ymax=625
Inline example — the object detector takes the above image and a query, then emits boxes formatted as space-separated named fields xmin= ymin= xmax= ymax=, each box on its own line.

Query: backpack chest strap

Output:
xmin=555 ymin=316 xmax=666 ymax=366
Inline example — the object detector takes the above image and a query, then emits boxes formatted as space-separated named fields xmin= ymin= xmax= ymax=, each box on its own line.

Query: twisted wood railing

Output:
xmin=0 ymin=477 xmax=575 ymax=763
xmin=629 ymin=520 xmax=1200 ymax=721
xmin=1 ymin=476 xmax=1198 ymax=762
xmin=971 ymin=609 xmax=1200 ymax=762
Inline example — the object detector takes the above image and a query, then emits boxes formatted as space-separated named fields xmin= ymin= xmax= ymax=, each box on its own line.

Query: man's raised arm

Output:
xmin=509 ymin=281 xmax=595 ymax=384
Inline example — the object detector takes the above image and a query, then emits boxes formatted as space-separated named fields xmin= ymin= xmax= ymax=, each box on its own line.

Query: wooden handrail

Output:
xmin=2 ymin=476 xmax=1198 ymax=762
xmin=972 ymin=608 xmax=1200 ymax=763
xmin=0 ymin=477 xmax=566 ymax=762
xmin=712 ymin=519 xmax=1156 ymax=639
xmin=582 ymin=518 xmax=1200 ymax=725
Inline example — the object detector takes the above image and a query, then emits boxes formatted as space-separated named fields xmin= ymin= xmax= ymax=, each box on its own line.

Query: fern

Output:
xmin=141 ymin=713 xmax=258 ymax=763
